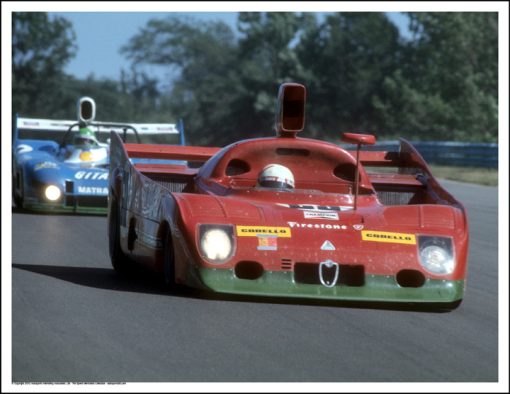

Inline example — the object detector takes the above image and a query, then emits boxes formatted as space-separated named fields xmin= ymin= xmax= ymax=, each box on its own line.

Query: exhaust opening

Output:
xmin=235 ymin=261 xmax=264 ymax=280
xmin=396 ymin=269 xmax=426 ymax=288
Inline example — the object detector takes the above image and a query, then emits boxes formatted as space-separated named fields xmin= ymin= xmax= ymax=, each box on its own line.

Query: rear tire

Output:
xmin=108 ymin=198 xmax=132 ymax=273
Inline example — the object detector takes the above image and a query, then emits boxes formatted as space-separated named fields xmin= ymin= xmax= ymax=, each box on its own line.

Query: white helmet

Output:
xmin=257 ymin=164 xmax=295 ymax=189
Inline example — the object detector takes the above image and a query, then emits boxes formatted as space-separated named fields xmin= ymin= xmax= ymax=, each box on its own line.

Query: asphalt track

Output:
xmin=11 ymin=180 xmax=498 ymax=383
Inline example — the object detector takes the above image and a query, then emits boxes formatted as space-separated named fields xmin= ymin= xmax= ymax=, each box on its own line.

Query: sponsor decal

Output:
xmin=353 ymin=224 xmax=364 ymax=231
xmin=79 ymin=151 xmax=93 ymax=161
xmin=34 ymin=161 xmax=59 ymax=171
xmin=237 ymin=226 xmax=291 ymax=237
xmin=257 ymin=235 xmax=278 ymax=251
xmin=320 ymin=240 xmax=336 ymax=251
xmin=277 ymin=203 xmax=352 ymax=212
xmin=303 ymin=211 xmax=339 ymax=220
xmin=77 ymin=186 xmax=108 ymax=195
xmin=16 ymin=144 xmax=33 ymax=154
xmin=74 ymin=171 xmax=108 ymax=180
xmin=288 ymin=222 xmax=348 ymax=230
xmin=361 ymin=230 xmax=416 ymax=245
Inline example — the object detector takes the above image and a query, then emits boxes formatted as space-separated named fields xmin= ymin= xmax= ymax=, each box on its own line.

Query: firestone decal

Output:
xmin=361 ymin=230 xmax=416 ymax=245
xmin=74 ymin=171 xmax=109 ymax=180
xmin=288 ymin=222 xmax=348 ymax=230
xmin=237 ymin=226 xmax=291 ymax=237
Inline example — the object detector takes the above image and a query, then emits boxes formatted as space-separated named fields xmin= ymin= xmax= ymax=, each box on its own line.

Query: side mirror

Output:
xmin=341 ymin=133 xmax=376 ymax=211
xmin=275 ymin=83 xmax=306 ymax=137
xmin=77 ymin=97 xmax=96 ymax=125
xmin=341 ymin=133 xmax=376 ymax=146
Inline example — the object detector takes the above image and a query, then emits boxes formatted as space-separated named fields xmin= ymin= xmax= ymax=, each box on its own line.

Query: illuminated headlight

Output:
xmin=418 ymin=236 xmax=455 ymax=275
xmin=199 ymin=225 xmax=235 ymax=264
xmin=44 ymin=185 xmax=62 ymax=201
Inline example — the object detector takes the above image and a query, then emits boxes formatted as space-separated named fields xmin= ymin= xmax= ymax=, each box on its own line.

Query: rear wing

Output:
xmin=110 ymin=131 xmax=220 ymax=198
xmin=348 ymin=139 xmax=464 ymax=209
xmin=14 ymin=116 xmax=185 ymax=145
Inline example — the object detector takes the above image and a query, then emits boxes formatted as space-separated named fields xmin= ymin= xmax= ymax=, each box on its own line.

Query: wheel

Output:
xmin=163 ymin=230 xmax=175 ymax=286
xmin=12 ymin=171 xmax=23 ymax=208
xmin=108 ymin=198 xmax=132 ymax=272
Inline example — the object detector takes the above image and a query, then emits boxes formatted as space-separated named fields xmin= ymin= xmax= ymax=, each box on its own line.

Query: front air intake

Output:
xmin=294 ymin=262 xmax=365 ymax=286
xmin=396 ymin=269 xmax=426 ymax=288
xmin=235 ymin=261 xmax=264 ymax=280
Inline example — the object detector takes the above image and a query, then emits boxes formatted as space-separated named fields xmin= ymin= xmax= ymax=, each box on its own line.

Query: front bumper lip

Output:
xmin=21 ymin=199 xmax=107 ymax=214
xmin=195 ymin=267 xmax=464 ymax=304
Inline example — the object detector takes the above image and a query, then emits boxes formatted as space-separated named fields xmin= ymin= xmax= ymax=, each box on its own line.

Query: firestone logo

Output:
xmin=287 ymin=222 xmax=348 ymax=230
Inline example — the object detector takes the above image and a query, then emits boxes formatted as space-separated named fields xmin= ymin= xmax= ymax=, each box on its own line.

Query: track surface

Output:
xmin=11 ymin=180 xmax=498 ymax=382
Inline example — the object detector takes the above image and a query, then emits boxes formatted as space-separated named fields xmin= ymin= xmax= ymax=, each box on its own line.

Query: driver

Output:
xmin=257 ymin=163 xmax=295 ymax=189
xmin=74 ymin=125 xmax=100 ymax=149
xmin=65 ymin=125 xmax=106 ymax=163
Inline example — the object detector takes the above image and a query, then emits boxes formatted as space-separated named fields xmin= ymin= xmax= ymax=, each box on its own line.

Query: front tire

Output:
xmin=163 ymin=231 xmax=175 ymax=286
xmin=12 ymin=171 xmax=23 ymax=208
xmin=108 ymin=197 xmax=132 ymax=272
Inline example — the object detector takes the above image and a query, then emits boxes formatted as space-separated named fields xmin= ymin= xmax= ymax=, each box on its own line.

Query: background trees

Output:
xmin=12 ymin=11 xmax=498 ymax=145
xmin=12 ymin=12 xmax=77 ymax=118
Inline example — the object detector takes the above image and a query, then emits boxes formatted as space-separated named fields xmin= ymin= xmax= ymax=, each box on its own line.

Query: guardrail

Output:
xmin=350 ymin=141 xmax=498 ymax=169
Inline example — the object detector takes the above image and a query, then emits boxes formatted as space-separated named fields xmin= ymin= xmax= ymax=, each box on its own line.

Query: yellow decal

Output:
xmin=237 ymin=226 xmax=291 ymax=238
xmin=361 ymin=230 xmax=416 ymax=245
xmin=79 ymin=151 xmax=93 ymax=161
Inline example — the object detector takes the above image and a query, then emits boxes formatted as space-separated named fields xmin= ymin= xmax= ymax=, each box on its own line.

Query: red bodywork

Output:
xmin=108 ymin=83 xmax=469 ymax=309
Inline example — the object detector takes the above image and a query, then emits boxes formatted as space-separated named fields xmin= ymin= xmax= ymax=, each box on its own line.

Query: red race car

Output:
xmin=108 ymin=83 xmax=469 ymax=310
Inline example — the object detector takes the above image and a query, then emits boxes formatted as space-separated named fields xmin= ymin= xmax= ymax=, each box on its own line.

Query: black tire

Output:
xmin=108 ymin=198 xmax=132 ymax=273
xmin=163 ymin=231 xmax=175 ymax=287
xmin=12 ymin=171 xmax=23 ymax=208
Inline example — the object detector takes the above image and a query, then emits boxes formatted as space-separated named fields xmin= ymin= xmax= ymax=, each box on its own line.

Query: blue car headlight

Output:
xmin=418 ymin=236 xmax=455 ymax=275
xmin=44 ymin=184 xmax=62 ymax=202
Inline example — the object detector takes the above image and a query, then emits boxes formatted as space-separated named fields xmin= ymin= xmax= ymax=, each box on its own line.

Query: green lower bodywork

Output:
xmin=22 ymin=202 xmax=107 ymax=215
xmin=195 ymin=267 xmax=464 ymax=304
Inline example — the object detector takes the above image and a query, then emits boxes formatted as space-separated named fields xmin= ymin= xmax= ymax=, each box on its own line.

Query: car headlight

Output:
xmin=44 ymin=185 xmax=62 ymax=201
xmin=199 ymin=225 xmax=235 ymax=264
xmin=418 ymin=236 xmax=455 ymax=275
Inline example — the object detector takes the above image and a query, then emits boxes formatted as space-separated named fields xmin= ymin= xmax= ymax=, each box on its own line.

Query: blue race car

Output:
xmin=12 ymin=97 xmax=185 ymax=214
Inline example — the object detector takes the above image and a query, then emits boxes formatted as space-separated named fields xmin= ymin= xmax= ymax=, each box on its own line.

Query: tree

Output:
xmin=12 ymin=12 xmax=77 ymax=117
xmin=374 ymin=12 xmax=498 ymax=141
xmin=296 ymin=12 xmax=401 ymax=139
xmin=122 ymin=15 xmax=243 ymax=145
xmin=121 ymin=13 xmax=314 ymax=145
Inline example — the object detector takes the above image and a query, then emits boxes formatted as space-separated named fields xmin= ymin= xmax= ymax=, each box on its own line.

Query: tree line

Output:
xmin=12 ymin=12 xmax=498 ymax=146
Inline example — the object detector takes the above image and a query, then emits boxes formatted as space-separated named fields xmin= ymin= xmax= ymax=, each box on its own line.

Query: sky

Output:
xmin=47 ymin=11 xmax=410 ymax=82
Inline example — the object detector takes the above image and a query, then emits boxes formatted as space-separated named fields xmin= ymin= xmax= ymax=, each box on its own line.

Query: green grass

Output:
xmin=428 ymin=165 xmax=498 ymax=186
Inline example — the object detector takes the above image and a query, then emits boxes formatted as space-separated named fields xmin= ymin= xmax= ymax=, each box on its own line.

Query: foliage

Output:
xmin=12 ymin=12 xmax=498 ymax=145
xmin=374 ymin=12 xmax=498 ymax=142
xmin=12 ymin=12 xmax=77 ymax=118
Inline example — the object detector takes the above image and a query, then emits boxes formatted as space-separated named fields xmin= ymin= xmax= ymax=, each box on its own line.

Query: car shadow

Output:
xmin=12 ymin=263 xmax=193 ymax=298
xmin=12 ymin=263 xmax=456 ymax=313
xmin=11 ymin=206 xmax=106 ymax=217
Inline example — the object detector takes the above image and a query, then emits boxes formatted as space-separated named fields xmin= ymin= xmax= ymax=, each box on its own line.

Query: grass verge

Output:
xmin=428 ymin=165 xmax=498 ymax=186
